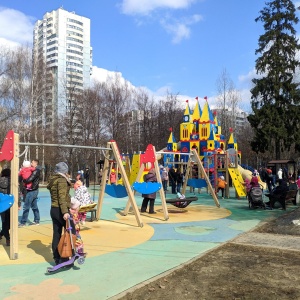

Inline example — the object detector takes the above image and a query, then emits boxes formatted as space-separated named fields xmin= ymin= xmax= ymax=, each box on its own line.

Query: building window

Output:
xmin=67 ymin=24 xmax=83 ymax=32
xmin=66 ymin=49 xmax=82 ymax=56
xmin=47 ymin=46 xmax=58 ymax=52
xmin=66 ymin=61 xmax=82 ymax=68
xmin=47 ymin=41 xmax=57 ymax=46
xmin=66 ymin=37 xmax=83 ymax=44
xmin=67 ymin=18 xmax=83 ymax=26
xmin=67 ymin=43 xmax=83 ymax=51
xmin=67 ymin=30 xmax=83 ymax=38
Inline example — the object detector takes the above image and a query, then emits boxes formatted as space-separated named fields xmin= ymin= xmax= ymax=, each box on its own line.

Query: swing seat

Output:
xmin=187 ymin=178 xmax=207 ymax=188
xmin=79 ymin=202 xmax=97 ymax=213
xmin=166 ymin=196 xmax=198 ymax=208
xmin=133 ymin=182 xmax=162 ymax=194
xmin=105 ymin=184 xmax=128 ymax=198
xmin=0 ymin=193 xmax=14 ymax=213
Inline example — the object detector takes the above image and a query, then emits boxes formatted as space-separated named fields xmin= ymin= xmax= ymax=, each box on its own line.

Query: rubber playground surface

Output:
xmin=0 ymin=186 xmax=291 ymax=299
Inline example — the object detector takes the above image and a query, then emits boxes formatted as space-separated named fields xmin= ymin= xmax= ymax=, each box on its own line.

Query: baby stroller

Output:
xmin=248 ymin=185 xmax=266 ymax=209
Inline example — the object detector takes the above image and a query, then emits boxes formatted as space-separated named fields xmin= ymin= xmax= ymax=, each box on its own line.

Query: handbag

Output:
xmin=57 ymin=222 xmax=77 ymax=258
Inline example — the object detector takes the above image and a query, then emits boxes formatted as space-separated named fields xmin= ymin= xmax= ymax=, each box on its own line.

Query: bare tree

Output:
xmin=0 ymin=46 xmax=32 ymax=142
xmin=101 ymin=73 xmax=133 ymax=148
xmin=157 ymin=92 xmax=182 ymax=147
xmin=216 ymin=68 xmax=241 ymax=140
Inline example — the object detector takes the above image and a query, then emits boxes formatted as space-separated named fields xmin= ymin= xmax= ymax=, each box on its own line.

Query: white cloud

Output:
xmin=120 ymin=0 xmax=202 ymax=43
xmin=238 ymin=68 xmax=256 ymax=86
xmin=120 ymin=0 xmax=198 ymax=16
xmin=0 ymin=37 xmax=20 ymax=48
xmin=160 ymin=14 xmax=202 ymax=44
xmin=91 ymin=66 xmax=136 ymax=91
xmin=0 ymin=7 xmax=34 ymax=47
xmin=161 ymin=21 xmax=190 ymax=44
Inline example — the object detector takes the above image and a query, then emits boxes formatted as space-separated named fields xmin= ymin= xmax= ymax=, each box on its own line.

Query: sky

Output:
xmin=1 ymin=0 xmax=300 ymax=113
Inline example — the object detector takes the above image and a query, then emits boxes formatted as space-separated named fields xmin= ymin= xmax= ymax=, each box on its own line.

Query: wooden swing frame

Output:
xmin=0 ymin=130 xmax=112 ymax=260
xmin=123 ymin=144 xmax=169 ymax=221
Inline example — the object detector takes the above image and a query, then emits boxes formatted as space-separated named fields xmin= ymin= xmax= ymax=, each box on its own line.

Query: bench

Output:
xmin=285 ymin=189 xmax=298 ymax=206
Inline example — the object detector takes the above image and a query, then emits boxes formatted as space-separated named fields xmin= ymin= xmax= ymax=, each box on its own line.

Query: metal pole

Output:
xmin=18 ymin=142 xmax=111 ymax=151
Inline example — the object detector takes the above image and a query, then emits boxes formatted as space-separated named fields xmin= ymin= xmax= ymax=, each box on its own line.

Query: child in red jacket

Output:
xmin=19 ymin=160 xmax=35 ymax=190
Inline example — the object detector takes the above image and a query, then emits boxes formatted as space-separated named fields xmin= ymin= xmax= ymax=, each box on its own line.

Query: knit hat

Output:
xmin=23 ymin=160 xmax=31 ymax=168
xmin=220 ymin=176 xmax=224 ymax=180
xmin=70 ymin=197 xmax=80 ymax=209
xmin=54 ymin=162 xmax=69 ymax=174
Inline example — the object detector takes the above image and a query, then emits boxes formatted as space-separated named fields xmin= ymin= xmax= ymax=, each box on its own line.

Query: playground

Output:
xmin=1 ymin=98 xmax=299 ymax=299
xmin=1 ymin=186 xmax=300 ymax=299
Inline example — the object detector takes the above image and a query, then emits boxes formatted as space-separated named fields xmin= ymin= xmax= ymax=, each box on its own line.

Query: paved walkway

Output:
xmin=232 ymin=232 xmax=300 ymax=251
xmin=0 ymin=187 xmax=293 ymax=299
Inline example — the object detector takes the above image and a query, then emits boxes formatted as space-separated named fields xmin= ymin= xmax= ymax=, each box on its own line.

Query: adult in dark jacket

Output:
xmin=19 ymin=159 xmax=41 ymax=227
xmin=168 ymin=166 xmax=177 ymax=194
xmin=176 ymin=168 xmax=184 ymax=193
xmin=84 ymin=167 xmax=90 ymax=187
xmin=47 ymin=162 xmax=74 ymax=265
xmin=265 ymin=179 xmax=289 ymax=209
xmin=141 ymin=169 xmax=157 ymax=214
xmin=0 ymin=168 xmax=11 ymax=246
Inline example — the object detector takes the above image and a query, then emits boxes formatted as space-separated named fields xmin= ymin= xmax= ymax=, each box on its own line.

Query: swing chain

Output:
xmin=18 ymin=146 xmax=29 ymax=160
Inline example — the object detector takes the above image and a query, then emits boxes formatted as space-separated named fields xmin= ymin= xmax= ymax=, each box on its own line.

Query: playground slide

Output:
xmin=237 ymin=165 xmax=267 ymax=190
xmin=228 ymin=167 xmax=247 ymax=197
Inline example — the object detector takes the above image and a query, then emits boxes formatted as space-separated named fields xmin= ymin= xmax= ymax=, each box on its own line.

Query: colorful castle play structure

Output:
xmin=161 ymin=98 xmax=264 ymax=198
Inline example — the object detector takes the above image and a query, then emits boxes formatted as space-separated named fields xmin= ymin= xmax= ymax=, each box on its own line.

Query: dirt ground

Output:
xmin=118 ymin=207 xmax=300 ymax=300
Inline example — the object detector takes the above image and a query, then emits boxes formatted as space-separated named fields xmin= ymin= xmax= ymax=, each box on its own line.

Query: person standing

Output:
xmin=141 ymin=169 xmax=157 ymax=214
xmin=98 ymin=168 xmax=103 ymax=184
xmin=277 ymin=168 xmax=283 ymax=184
xmin=0 ymin=168 xmax=11 ymax=246
xmin=47 ymin=162 xmax=74 ymax=265
xmin=176 ymin=168 xmax=184 ymax=193
xmin=297 ymin=176 xmax=300 ymax=189
xmin=84 ymin=167 xmax=90 ymax=188
xmin=19 ymin=159 xmax=41 ymax=227
xmin=168 ymin=166 xmax=177 ymax=194
xmin=161 ymin=167 xmax=169 ymax=192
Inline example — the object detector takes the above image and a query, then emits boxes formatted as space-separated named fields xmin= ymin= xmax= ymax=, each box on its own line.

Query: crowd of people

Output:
xmin=248 ymin=166 xmax=300 ymax=210
xmin=1 ymin=158 xmax=299 ymax=267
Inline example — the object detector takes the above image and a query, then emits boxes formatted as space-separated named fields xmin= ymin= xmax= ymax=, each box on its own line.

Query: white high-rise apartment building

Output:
xmin=33 ymin=7 xmax=92 ymax=132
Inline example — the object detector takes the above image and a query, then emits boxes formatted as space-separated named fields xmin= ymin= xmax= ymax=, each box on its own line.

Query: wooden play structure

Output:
xmin=0 ymin=130 xmax=112 ymax=260
xmin=126 ymin=144 xmax=168 ymax=220
xmin=0 ymin=128 xmax=225 ymax=261
xmin=0 ymin=130 xmax=19 ymax=260
xmin=96 ymin=142 xmax=169 ymax=227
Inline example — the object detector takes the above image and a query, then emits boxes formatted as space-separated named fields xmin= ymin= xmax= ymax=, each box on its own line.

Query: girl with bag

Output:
xmin=47 ymin=162 xmax=75 ymax=265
